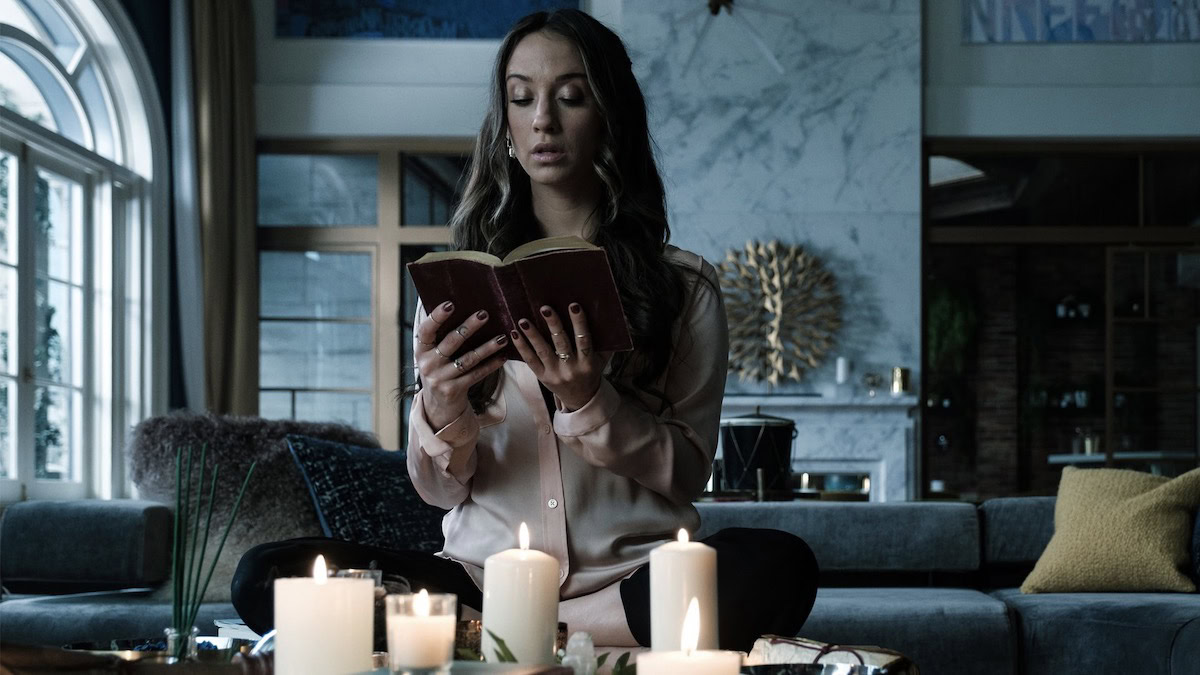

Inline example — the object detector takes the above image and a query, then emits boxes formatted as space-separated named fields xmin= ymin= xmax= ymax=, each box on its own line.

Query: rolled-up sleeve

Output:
xmin=553 ymin=259 xmax=728 ymax=505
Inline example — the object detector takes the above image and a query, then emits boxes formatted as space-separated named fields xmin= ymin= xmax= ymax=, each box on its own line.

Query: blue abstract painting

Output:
xmin=277 ymin=0 xmax=582 ymax=39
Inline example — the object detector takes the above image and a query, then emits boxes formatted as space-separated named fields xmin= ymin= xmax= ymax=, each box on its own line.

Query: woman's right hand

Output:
xmin=417 ymin=301 xmax=509 ymax=430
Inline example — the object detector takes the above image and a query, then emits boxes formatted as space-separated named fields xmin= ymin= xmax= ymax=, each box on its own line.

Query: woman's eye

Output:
xmin=560 ymin=97 xmax=583 ymax=106
xmin=509 ymin=97 xmax=532 ymax=106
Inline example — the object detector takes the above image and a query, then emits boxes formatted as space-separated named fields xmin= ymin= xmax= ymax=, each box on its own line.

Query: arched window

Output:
xmin=0 ymin=0 xmax=167 ymax=501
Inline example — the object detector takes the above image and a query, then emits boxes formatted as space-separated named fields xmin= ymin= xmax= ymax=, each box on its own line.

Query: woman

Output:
xmin=233 ymin=9 xmax=817 ymax=651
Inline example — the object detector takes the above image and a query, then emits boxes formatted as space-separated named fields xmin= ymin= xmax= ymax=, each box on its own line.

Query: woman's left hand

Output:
xmin=511 ymin=303 xmax=611 ymax=411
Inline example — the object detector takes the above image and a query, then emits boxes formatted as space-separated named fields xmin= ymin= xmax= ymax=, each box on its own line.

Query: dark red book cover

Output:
xmin=407 ymin=239 xmax=633 ymax=360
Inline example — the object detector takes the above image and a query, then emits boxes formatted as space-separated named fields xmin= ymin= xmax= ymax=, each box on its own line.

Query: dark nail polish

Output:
xmin=541 ymin=307 xmax=552 ymax=317
xmin=510 ymin=330 xmax=520 ymax=341
xmin=495 ymin=334 xmax=508 ymax=345
xmin=476 ymin=310 xmax=488 ymax=320
xmin=442 ymin=301 xmax=454 ymax=312
xmin=519 ymin=319 xmax=531 ymax=330
xmin=569 ymin=303 xmax=581 ymax=314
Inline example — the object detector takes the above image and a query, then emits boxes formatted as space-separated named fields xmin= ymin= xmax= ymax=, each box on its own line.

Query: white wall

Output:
xmin=925 ymin=0 xmax=1200 ymax=136
xmin=254 ymin=0 xmax=620 ymax=137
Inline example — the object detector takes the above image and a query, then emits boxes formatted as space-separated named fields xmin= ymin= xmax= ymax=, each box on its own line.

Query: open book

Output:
xmin=407 ymin=235 xmax=633 ymax=360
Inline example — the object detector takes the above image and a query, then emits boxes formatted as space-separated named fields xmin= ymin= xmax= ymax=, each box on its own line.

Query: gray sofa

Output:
xmin=3 ymin=495 xmax=1198 ymax=675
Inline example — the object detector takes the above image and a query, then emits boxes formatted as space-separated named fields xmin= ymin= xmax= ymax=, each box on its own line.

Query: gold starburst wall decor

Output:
xmin=719 ymin=240 xmax=843 ymax=385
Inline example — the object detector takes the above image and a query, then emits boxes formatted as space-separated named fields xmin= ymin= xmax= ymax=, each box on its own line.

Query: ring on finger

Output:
xmin=555 ymin=351 xmax=572 ymax=362
xmin=455 ymin=325 xmax=469 ymax=337
xmin=575 ymin=334 xmax=586 ymax=339
xmin=453 ymin=357 xmax=465 ymax=371
xmin=550 ymin=331 xmax=564 ymax=337
xmin=434 ymin=346 xmax=450 ymax=359
xmin=417 ymin=338 xmax=435 ymax=347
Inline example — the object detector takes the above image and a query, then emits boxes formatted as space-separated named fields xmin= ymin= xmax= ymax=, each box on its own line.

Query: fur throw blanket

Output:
xmin=128 ymin=411 xmax=381 ymax=602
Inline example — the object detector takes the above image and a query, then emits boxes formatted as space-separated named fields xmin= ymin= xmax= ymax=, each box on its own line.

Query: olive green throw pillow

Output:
xmin=1021 ymin=466 xmax=1200 ymax=594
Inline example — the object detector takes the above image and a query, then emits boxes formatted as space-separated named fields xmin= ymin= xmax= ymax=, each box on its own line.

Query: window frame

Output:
xmin=0 ymin=0 xmax=167 ymax=502
xmin=256 ymin=138 xmax=469 ymax=449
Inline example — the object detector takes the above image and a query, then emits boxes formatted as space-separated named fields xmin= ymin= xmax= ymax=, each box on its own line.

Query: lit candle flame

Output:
xmin=519 ymin=522 xmax=530 ymax=551
xmin=863 ymin=477 xmax=871 ymax=493
xmin=678 ymin=528 xmax=689 ymax=543
xmin=681 ymin=597 xmax=700 ymax=656
xmin=414 ymin=588 xmax=430 ymax=617
xmin=312 ymin=554 xmax=327 ymax=584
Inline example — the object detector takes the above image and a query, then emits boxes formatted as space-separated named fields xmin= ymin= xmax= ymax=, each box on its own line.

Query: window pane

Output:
xmin=1146 ymin=156 xmax=1200 ymax=227
xmin=260 ymin=251 xmax=371 ymax=319
xmin=36 ymin=169 xmax=82 ymax=283
xmin=0 ymin=51 xmax=58 ymax=133
xmin=35 ymin=278 xmax=77 ymax=384
xmin=401 ymin=154 xmax=468 ymax=226
xmin=77 ymin=64 xmax=116 ymax=162
xmin=259 ymin=320 xmax=371 ymax=389
xmin=259 ymin=390 xmax=293 ymax=420
xmin=0 ymin=377 xmax=13 ymax=478
xmin=258 ymin=154 xmax=378 ymax=227
xmin=1 ymin=266 xmax=14 ymax=376
xmin=399 ymin=244 xmax=446 ymax=441
xmin=1 ymin=150 xmax=17 ymax=265
xmin=34 ymin=384 xmax=76 ymax=480
xmin=295 ymin=391 xmax=372 ymax=431
xmin=0 ymin=0 xmax=45 ymax=39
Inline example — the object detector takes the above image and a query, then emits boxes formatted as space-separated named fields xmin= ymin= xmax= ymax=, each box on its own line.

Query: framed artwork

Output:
xmin=962 ymin=0 xmax=1200 ymax=44
xmin=276 ymin=0 xmax=582 ymax=39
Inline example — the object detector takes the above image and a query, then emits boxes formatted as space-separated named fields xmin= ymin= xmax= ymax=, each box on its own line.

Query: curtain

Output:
xmin=191 ymin=0 xmax=258 ymax=414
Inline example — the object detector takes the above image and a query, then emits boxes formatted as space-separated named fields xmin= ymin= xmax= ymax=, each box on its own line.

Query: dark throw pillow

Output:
xmin=286 ymin=434 xmax=446 ymax=553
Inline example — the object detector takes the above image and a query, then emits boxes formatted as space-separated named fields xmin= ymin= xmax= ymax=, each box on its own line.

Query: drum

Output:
xmin=718 ymin=410 xmax=796 ymax=493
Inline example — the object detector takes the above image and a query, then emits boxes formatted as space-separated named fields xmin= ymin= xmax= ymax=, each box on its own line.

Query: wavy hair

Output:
xmin=451 ymin=9 xmax=697 ymax=413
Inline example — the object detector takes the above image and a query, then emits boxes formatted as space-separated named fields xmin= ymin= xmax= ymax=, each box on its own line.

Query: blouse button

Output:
xmin=547 ymin=498 xmax=559 ymax=509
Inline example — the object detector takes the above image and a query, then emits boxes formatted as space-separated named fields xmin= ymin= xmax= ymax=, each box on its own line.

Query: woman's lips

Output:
xmin=531 ymin=150 xmax=564 ymax=162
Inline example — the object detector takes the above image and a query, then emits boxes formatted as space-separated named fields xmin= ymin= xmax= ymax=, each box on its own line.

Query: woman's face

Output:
xmin=505 ymin=30 xmax=603 ymax=192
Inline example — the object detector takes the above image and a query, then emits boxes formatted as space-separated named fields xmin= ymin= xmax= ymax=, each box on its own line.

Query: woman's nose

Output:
xmin=533 ymin=99 xmax=557 ymax=133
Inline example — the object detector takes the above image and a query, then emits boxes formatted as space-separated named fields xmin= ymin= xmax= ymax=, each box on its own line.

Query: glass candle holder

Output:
xmin=386 ymin=592 xmax=456 ymax=674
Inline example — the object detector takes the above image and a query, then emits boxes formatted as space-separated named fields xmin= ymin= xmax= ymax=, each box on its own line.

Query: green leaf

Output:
xmin=456 ymin=647 xmax=483 ymax=662
xmin=596 ymin=652 xmax=609 ymax=668
xmin=485 ymin=629 xmax=518 ymax=663
xmin=610 ymin=651 xmax=636 ymax=675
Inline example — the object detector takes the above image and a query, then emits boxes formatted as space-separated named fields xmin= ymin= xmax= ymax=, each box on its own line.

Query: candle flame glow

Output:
xmin=519 ymin=522 xmax=530 ymax=551
xmin=863 ymin=477 xmax=871 ymax=493
xmin=681 ymin=597 xmax=700 ymax=655
xmin=312 ymin=554 xmax=327 ymax=584
xmin=678 ymin=528 xmax=689 ymax=543
xmin=414 ymin=588 xmax=430 ymax=617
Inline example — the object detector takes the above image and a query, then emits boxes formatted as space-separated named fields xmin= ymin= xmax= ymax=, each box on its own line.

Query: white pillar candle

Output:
xmin=650 ymin=529 xmax=718 ymax=651
xmin=274 ymin=555 xmax=374 ymax=675
xmin=638 ymin=598 xmax=741 ymax=675
xmin=835 ymin=356 xmax=849 ymax=385
xmin=386 ymin=589 xmax=456 ymax=671
xmin=482 ymin=522 xmax=559 ymax=664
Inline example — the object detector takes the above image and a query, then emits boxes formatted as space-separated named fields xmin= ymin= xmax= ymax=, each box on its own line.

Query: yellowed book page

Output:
xmin=502 ymin=235 xmax=597 ymax=264
xmin=411 ymin=249 xmax=503 ymax=266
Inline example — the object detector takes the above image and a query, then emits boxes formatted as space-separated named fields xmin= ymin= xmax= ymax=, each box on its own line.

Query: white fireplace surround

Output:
xmin=718 ymin=394 xmax=920 ymax=502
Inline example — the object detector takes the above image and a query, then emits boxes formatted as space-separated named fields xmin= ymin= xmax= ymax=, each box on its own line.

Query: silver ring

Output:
xmin=417 ymin=338 xmax=435 ymax=347
xmin=453 ymin=358 xmax=465 ymax=371
xmin=575 ymin=334 xmax=586 ymax=339
xmin=455 ymin=325 xmax=469 ymax=337
xmin=550 ymin=331 xmax=564 ymax=336
xmin=556 ymin=352 xmax=572 ymax=362
xmin=433 ymin=346 xmax=449 ymax=359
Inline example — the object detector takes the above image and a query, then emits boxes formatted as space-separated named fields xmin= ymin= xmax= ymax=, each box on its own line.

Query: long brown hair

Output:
xmin=451 ymin=9 xmax=698 ymax=413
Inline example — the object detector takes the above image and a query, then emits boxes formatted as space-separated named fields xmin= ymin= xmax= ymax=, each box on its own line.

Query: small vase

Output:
xmin=164 ymin=625 xmax=199 ymax=663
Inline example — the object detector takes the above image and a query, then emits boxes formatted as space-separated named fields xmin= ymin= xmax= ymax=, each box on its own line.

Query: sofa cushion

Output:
xmin=992 ymin=587 xmax=1200 ymax=675
xmin=978 ymin=496 xmax=1056 ymax=587
xmin=0 ymin=500 xmax=169 ymax=594
xmin=128 ymin=412 xmax=381 ymax=602
xmin=695 ymin=502 xmax=980 ymax=573
xmin=286 ymin=435 xmax=446 ymax=553
xmin=0 ymin=589 xmax=236 ymax=647
xmin=800 ymin=587 xmax=1015 ymax=675
xmin=1022 ymin=467 xmax=1200 ymax=593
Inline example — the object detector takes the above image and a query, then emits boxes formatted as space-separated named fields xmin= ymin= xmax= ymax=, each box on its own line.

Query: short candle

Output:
xmin=274 ymin=555 xmax=374 ymax=675
xmin=638 ymin=598 xmax=741 ymax=675
xmin=386 ymin=589 xmax=456 ymax=673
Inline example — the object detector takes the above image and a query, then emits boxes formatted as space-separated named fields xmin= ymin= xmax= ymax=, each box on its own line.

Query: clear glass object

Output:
xmin=386 ymin=592 xmax=456 ymax=674
xmin=164 ymin=625 xmax=199 ymax=662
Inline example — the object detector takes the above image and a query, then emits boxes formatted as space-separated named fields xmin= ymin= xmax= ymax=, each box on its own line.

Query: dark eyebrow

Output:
xmin=505 ymin=72 xmax=587 ymax=84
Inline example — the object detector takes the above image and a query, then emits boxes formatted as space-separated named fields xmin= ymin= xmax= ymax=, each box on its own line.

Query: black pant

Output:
xmin=231 ymin=527 xmax=818 ymax=652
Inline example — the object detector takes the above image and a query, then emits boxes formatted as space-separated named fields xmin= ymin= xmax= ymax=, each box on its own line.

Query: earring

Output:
xmin=506 ymin=136 xmax=516 ymax=159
